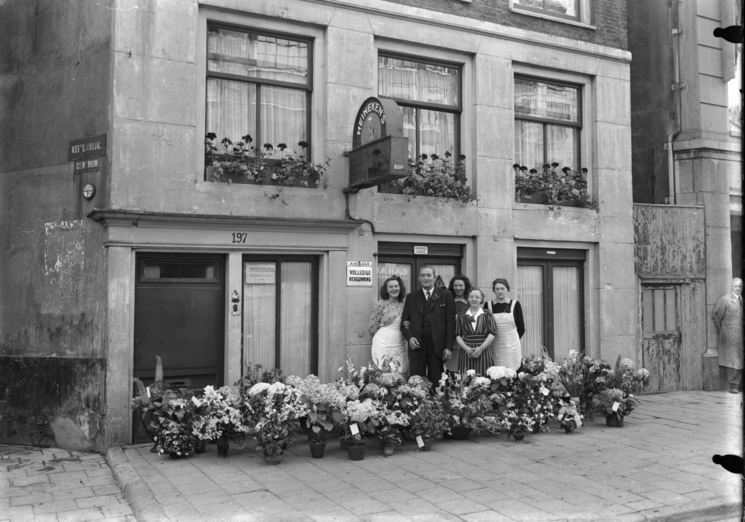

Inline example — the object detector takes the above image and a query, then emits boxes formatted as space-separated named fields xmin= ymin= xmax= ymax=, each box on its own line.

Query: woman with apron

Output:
xmin=485 ymin=278 xmax=525 ymax=371
xmin=368 ymin=276 xmax=409 ymax=373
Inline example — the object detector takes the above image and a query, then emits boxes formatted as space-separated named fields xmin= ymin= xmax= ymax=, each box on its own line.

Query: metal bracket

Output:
xmin=671 ymin=28 xmax=683 ymax=35
xmin=671 ymin=82 xmax=688 ymax=91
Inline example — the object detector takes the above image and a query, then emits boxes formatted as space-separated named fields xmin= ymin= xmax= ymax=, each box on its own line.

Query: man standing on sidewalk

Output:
xmin=713 ymin=278 xmax=743 ymax=394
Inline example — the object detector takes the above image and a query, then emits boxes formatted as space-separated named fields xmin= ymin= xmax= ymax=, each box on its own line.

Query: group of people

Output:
xmin=367 ymin=265 xmax=525 ymax=387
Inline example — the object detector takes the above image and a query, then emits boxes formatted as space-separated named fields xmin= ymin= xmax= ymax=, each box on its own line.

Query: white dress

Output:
xmin=369 ymin=300 xmax=408 ymax=373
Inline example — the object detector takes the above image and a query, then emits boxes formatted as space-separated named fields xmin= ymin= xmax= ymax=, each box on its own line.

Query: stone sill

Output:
xmin=509 ymin=7 xmax=597 ymax=30
xmin=512 ymin=201 xmax=597 ymax=214
xmin=195 ymin=180 xmax=328 ymax=199
xmin=371 ymin=192 xmax=479 ymax=235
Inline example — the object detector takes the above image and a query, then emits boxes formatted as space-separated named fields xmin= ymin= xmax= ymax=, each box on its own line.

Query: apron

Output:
xmin=371 ymin=316 xmax=409 ymax=374
xmin=489 ymin=300 xmax=522 ymax=371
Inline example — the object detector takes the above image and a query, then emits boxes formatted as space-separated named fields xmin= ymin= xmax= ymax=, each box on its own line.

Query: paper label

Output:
xmin=191 ymin=396 xmax=201 ymax=407
xmin=416 ymin=436 xmax=424 ymax=448
xmin=612 ymin=402 xmax=620 ymax=412
xmin=350 ymin=423 xmax=359 ymax=435
xmin=146 ymin=386 xmax=151 ymax=398
xmin=305 ymin=418 xmax=311 ymax=428
xmin=540 ymin=386 xmax=549 ymax=396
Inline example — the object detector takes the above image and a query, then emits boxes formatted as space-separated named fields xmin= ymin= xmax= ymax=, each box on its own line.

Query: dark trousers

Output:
xmin=409 ymin=329 xmax=444 ymax=389
xmin=725 ymin=367 xmax=742 ymax=388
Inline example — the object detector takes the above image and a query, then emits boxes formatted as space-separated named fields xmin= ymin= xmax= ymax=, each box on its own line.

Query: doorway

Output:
xmin=377 ymin=242 xmax=462 ymax=294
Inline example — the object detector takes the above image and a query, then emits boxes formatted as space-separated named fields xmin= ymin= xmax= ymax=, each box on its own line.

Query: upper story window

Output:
xmin=207 ymin=25 xmax=312 ymax=159
xmin=513 ymin=0 xmax=580 ymax=21
xmin=514 ymin=77 xmax=581 ymax=170
xmin=378 ymin=54 xmax=461 ymax=160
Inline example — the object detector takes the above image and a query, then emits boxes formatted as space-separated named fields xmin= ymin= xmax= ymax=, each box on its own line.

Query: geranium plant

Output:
xmin=383 ymin=153 xmax=476 ymax=205
xmin=514 ymin=163 xmax=598 ymax=210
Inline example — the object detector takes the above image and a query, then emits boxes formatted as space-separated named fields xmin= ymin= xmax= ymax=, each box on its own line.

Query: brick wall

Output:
xmin=384 ymin=0 xmax=628 ymax=50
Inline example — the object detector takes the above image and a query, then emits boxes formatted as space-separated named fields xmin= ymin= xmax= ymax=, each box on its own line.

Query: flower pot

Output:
xmin=194 ymin=439 xmax=206 ymax=454
xmin=449 ymin=426 xmax=472 ymax=440
xmin=339 ymin=437 xmax=347 ymax=450
xmin=382 ymin=446 xmax=395 ymax=456
xmin=509 ymin=431 xmax=526 ymax=442
xmin=264 ymin=454 xmax=284 ymax=465
xmin=347 ymin=443 xmax=366 ymax=461
xmin=562 ymin=421 xmax=577 ymax=434
xmin=298 ymin=416 xmax=311 ymax=435
xmin=216 ymin=438 xmax=229 ymax=458
xmin=169 ymin=452 xmax=182 ymax=460
xmin=309 ymin=441 xmax=326 ymax=459
xmin=420 ymin=437 xmax=435 ymax=452
xmin=606 ymin=414 xmax=624 ymax=428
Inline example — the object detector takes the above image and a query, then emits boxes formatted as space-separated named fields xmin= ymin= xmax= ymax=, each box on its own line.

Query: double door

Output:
xmin=517 ymin=248 xmax=585 ymax=361
xmin=376 ymin=242 xmax=462 ymax=294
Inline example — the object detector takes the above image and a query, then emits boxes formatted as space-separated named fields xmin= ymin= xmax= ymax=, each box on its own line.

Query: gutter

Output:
xmin=667 ymin=0 xmax=685 ymax=205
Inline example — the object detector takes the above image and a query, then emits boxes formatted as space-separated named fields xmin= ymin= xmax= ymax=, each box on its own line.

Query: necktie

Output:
xmin=426 ymin=291 xmax=431 ymax=302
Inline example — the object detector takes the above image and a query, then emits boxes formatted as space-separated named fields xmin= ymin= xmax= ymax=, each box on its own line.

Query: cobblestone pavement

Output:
xmin=1 ymin=445 xmax=135 ymax=522
xmin=103 ymin=390 xmax=742 ymax=522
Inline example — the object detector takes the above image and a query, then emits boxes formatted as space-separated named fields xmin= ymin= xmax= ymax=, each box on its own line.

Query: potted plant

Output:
xmin=137 ymin=390 xmax=196 ymax=458
xmin=556 ymin=399 xmax=583 ymax=433
xmin=513 ymin=163 xmax=597 ymax=210
xmin=288 ymin=375 xmax=346 ymax=459
xmin=437 ymin=370 xmax=502 ymax=439
xmin=191 ymin=386 xmax=249 ymax=458
xmin=383 ymin=153 xmax=476 ymax=205
xmin=247 ymin=381 xmax=307 ymax=464
xmin=498 ymin=410 xmax=535 ymax=441
xmin=592 ymin=388 xmax=639 ymax=427
xmin=409 ymin=394 xmax=448 ymax=451
xmin=343 ymin=398 xmax=380 ymax=461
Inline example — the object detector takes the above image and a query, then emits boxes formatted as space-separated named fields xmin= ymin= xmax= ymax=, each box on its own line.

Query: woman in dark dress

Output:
xmin=456 ymin=288 xmax=497 ymax=375
xmin=445 ymin=275 xmax=471 ymax=372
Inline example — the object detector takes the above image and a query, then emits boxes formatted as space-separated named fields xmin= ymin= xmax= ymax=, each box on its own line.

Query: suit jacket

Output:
xmin=713 ymin=293 xmax=743 ymax=369
xmin=400 ymin=287 xmax=456 ymax=360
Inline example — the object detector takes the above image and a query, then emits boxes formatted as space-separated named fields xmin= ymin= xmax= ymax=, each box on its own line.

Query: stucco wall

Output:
xmin=0 ymin=1 xmax=112 ymax=451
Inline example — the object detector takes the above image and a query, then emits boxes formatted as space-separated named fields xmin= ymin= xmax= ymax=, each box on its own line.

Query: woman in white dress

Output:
xmin=368 ymin=276 xmax=409 ymax=373
xmin=484 ymin=278 xmax=525 ymax=371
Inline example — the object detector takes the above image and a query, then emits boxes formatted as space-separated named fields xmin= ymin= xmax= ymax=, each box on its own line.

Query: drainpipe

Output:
xmin=667 ymin=0 xmax=684 ymax=205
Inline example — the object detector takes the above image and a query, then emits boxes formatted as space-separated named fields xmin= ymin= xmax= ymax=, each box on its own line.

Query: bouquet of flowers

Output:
xmin=514 ymin=370 xmax=557 ymax=433
xmin=409 ymin=392 xmax=449 ymax=441
xmin=141 ymin=392 xmax=196 ymax=456
xmin=154 ymin=419 xmax=196 ymax=457
xmin=498 ymin=410 xmax=536 ymax=438
xmin=191 ymin=386 xmax=250 ymax=443
xmin=437 ymin=370 xmax=501 ymax=435
xmin=556 ymin=399 xmax=583 ymax=432
xmin=592 ymin=388 xmax=639 ymax=420
xmin=250 ymin=381 xmax=308 ymax=457
xmin=344 ymin=398 xmax=380 ymax=446
xmin=557 ymin=350 xmax=590 ymax=398
xmin=235 ymin=362 xmax=285 ymax=400
xmin=288 ymin=375 xmax=346 ymax=442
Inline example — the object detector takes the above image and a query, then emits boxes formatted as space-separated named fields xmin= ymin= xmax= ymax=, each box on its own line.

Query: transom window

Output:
xmin=378 ymin=54 xmax=461 ymax=160
xmin=514 ymin=77 xmax=581 ymax=171
xmin=207 ymin=25 xmax=312 ymax=159
xmin=513 ymin=0 xmax=580 ymax=21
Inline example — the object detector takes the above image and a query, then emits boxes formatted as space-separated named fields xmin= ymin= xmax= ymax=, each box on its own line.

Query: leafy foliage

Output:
xmin=514 ymin=163 xmax=597 ymax=210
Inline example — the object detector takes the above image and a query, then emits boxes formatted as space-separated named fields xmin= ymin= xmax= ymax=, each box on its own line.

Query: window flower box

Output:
xmin=514 ymin=163 xmax=597 ymax=211
xmin=381 ymin=153 xmax=476 ymax=206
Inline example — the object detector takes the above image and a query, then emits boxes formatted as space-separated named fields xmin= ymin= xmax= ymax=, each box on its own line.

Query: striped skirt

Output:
xmin=457 ymin=334 xmax=494 ymax=375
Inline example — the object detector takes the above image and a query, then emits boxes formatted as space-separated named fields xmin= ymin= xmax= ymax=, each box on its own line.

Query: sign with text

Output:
xmin=346 ymin=261 xmax=373 ymax=287
xmin=245 ymin=263 xmax=276 ymax=284
xmin=413 ymin=246 xmax=428 ymax=255
xmin=69 ymin=134 xmax=107 ymax=161
xmin=74 ymin=157 xmax=101 ymax=173
xmin=348 ymin=97 xmax=407 ymax=190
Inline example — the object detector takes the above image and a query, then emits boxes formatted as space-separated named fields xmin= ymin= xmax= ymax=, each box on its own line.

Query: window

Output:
xmin=242 ymin=256 xmax=318 ymax=378
xmin=378 ymin=54 xmax=461 ymax=161
xmin=516 ymin=248 xmax=585 ymax=361
xmin=377 ymin=243 xmax=462 ymax=293
xmin=513 ymin=0 xmax=580 ymax=21
xmin=206 ymin=25 xmax=312 ymax=160
xmin=514 ymin=77 xmax=581 ymax=171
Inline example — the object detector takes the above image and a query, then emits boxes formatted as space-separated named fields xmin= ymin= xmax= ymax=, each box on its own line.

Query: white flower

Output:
xmin=486 ymin=366 xmax=506 ymax=380
xmin=466 ymin=369 xmax=476 ymax=376
xmin=504 ymin=368 xmax=517 ymax=380
xmin=473 ymin=376 xmax=491 ymax=387
xmin=249 ymin=383 xmax=271 ymax=396
xmin=267 ymin=382 xmax=286 ymax=397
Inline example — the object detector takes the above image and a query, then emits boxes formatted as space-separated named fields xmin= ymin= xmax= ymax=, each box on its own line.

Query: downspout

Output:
xmin=667 ymin=0 xmax=684 ymax=205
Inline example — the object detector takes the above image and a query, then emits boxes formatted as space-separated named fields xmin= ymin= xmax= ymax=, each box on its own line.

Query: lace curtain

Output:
xmin=552 ymin=267 xmax=582 ymax=361
xmin=517 ymin=266 xmax=545 ymax=359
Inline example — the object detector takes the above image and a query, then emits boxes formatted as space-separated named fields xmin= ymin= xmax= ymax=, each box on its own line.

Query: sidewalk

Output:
xmin=106 ymin=390 xmax=743 ymax=522
xmin=1 ymin=445 xmax=135 ymax=521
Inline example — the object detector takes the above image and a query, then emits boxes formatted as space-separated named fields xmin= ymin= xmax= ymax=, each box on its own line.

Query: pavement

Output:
xmin=2 ymin=391 xmax=743 ymax=521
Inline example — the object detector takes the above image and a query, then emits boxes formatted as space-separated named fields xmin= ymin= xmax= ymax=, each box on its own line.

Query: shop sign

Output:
xmin=413 ymin=246 xmax=428 ymax=255
xmin=245 ymin=263 xmax=276 ymax=284
xmin=69 ymin=134 xmax=107 ymax=161
xmin=346 ymin=261 xmax=373 ymax=287
xmin=74 ymin=157 xmax=101 ymax=173
xmin=347 ymin=97 xmax=408 ymax=190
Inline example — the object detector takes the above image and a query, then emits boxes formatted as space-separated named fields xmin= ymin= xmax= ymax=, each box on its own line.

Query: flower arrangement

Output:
xmin=498 ymin=410 xmax=536 ymax=438
xmin=344 ymin=398 xmax=380 ymax=446
xmin=436 ymin=370 xmax=502 ymax=435
xmin=383 ymin=153 xmax=476 ymax=205
xmin=556 ymin=400 xmax=583 ymax=432
xmin=139 ymin=391 xmax=196 ymax=457
xmin=288 ymin=375 xmax=346 ymax=442
xmin=592 ymin=388 xmax=639 ymax=419
xmin=191 ymin=386 xmax=249 ymax=443
xmin=154 ymin=419 xmax=196 ymax=457
xmin=513 ymin=163 xmax=598 ymax=211
xmin=556 ymin=350 xmax=591 ymax=398
xmin=249 ymin=381 xmax=308 ymax=457
xmin=235 ymin=362 xmax=285 ymax=400
xmin=409 ymin=391 xmax=449 ymax=442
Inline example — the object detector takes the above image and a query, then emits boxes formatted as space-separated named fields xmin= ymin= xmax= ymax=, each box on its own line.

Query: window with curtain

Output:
xmin=514 ymin=78 xmax=581 ymax=171
xmin=207 ymin=26 xmax=311 ymax=165
xmin=378 ymin=55 xmax=461 ymax=161
xmin=243 ymin=258 xmax=317 ymax=378
xmin=513 ymin=0 xmax=580 ymax=20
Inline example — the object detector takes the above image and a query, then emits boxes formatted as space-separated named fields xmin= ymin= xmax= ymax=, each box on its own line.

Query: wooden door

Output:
xmin=641 ymin=284 xmax=682 ymax=392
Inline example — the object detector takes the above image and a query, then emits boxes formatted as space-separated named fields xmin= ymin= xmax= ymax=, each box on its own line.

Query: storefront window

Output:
xmin=514 ymin=78 xmax=581 ymax=171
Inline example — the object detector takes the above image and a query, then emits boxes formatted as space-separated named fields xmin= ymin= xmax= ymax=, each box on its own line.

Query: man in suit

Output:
xmin=713 ymin=278 xmax=743 ymax=394
xmin=400 ymin=265 xmax=456 ymax=387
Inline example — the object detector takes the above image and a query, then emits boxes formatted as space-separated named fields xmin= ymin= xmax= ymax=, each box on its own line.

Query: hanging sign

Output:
xmin=346 ymin=261 xmax=373 ymax=287
xmin=245 ymin=263 xmax=276 ymax=284
xmin=413 ymin=246 xmax=428 ymax=255
xmin=347 ymin=97 xmax=408 ymax=190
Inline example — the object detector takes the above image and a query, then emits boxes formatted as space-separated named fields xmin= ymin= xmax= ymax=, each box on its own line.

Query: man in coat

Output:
xmin=400 ymin=265 xmax=456 ymax=387
xmin=713 ymin=278 xmax=743 ymax=394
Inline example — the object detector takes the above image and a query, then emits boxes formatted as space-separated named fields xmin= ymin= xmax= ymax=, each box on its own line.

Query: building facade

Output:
xmin=0 ymin=0 xmax=634 ymax=450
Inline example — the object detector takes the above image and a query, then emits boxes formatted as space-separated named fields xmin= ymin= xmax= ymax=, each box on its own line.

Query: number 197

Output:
xmin=232 ymin=233 xmax=247 ymax=244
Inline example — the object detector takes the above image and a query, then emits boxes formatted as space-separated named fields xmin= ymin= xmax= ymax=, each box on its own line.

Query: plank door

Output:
xmin=641 ymin=284 xmax=682 ymax=392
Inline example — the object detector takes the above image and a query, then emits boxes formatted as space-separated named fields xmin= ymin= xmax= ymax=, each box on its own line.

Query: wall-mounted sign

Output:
xmin=74 ymin=158 xmax=101 ymax=173
xmin=414 ymin=246 xmax=428 ymax=255
xmin=245 ymin=263 xmax=276 ymax=284
xmin=348 ymin=97 xmax=408 ymax=190
xmin=69 ymin=134 xmax=107 ymax=161
xmin=346 ymin=261 xmax=373 ymax=287
xmin=82 ymin=183 xmax=96 ymax=200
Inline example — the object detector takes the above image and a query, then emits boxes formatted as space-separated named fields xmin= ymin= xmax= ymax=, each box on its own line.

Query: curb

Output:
xmin=639 ymin=498 xmax=742 ymax=521
xmin=106 ymin=446 xmax=168 ymax=522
